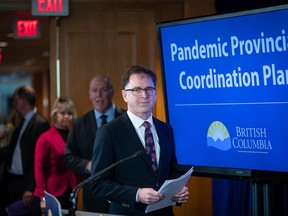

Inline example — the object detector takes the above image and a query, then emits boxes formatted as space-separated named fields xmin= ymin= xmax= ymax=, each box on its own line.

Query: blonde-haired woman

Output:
xmin=34 ymin=97 xmax=77 ymax=213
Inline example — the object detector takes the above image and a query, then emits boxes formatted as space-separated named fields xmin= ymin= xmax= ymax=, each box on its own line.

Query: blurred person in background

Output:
xmin=0 ymin=109 xmax=22 ymax=185
xmin=0 ymin=86 xmax=50 ymax=215
xmin=0 ymin=100 xmax=22 ymax=149
xmin=64 ymin=74 xmax=125 ymax=213
xmin=0 ymin=108 xmax=22 ymax=152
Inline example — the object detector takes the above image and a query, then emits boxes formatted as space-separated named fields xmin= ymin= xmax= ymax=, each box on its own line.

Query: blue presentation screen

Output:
xmin=157 ymin=5 xmax=288 ymax=175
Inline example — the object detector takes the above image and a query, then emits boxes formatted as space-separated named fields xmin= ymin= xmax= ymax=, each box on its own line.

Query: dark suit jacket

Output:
xmin=63 ymin=107 xmax=125 ymax=177
xmin=90 ymin=112 xmax=180 ymax=216
xmin=5 ymin=113 xmax=50 ymax=193
xmin=63 ymin=107 xmax=125 ymax=213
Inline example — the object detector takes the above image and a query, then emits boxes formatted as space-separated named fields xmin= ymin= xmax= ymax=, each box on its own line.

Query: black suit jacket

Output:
xmin=63 ymin=107 xmax=125 ymax=176
xmin=90 ymin=112 xmax=180 ymax=216
xmin=5 ymin=113 xmax=50 ymax=192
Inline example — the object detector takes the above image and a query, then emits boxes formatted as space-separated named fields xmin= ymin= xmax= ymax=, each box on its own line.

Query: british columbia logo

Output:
xmin=207 ymin=121 xmax=231 ymax=151
xmin=207 ymin=121 xmax=272 ymax=153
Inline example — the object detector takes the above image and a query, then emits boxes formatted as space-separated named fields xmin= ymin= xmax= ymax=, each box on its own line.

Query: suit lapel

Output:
xmin=20 ymin=113 xmax=36 ymax=145
xmin=121 ymin=113 xmax=144 ymax=152
xmin=121 ymin=113 xmax=162 ymax=175
xmin=88 ymin=110 xmax=97 ymax=130
xmin=7 ymin=120 xmax=24 ymax=167
xmin=85 ymin=111 xmax=98 ymax=159
xmin=120 ymin=114 xmax=156 ymax=172
xmin=152 ymin=118 xmax=168 ymax=177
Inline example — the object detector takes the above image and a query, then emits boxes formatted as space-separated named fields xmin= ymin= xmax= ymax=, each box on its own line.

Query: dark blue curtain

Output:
xmin=213 ymin=179 xmax=288 ymax=216
xmin=212 ymin=179 xmax=252 ymax=216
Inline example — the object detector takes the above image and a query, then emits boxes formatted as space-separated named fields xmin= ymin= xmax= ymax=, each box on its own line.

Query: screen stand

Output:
xmin=252 ymin=181 xmax=271 ymax=216
xmin=252 ymin=182 xmax=260 ymax=216
xmin=263 ymin=183 xmax=271 ymax=216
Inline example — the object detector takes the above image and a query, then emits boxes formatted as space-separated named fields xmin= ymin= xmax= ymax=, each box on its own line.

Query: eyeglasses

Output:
xmin=124 ymin=87 xmax=156 ymax=96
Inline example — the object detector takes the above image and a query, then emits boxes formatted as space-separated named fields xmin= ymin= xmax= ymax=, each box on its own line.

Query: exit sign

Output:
xmin=32 ymin=0 xmax=69 ymax=16
xmin=13 ymin=20 xmax=41 ymax=39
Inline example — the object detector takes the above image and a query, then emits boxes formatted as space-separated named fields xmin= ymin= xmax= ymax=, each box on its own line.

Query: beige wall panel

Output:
xmin=184 ymin=0 xmax=216 ymax=17
xmin=58 ymin=10 xmax=155 ymax=115
xmin=174 ymin=176 xmax=212 ymax=216
xmin=32 ymin=71 xmax=50 ymax=120
xmin=64 ymin=31 xmax=138 ymax=114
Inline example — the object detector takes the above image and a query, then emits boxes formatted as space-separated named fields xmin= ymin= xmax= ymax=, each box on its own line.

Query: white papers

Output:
xmin=145 ymin=167 xmax=194 ymax=214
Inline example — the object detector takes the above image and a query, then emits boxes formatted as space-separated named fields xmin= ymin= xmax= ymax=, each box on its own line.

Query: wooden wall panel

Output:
xmin=174 ymin=176 xmax=212 ymax=216
xmin=54 ymin=9 xmax=156 ymax=114
xmin=32 ymin=71 xmax=50 ymax=121
xmin=50 ymin=2 xmax=185 ymax=117
xmin=184 ymin=0 xmax=216 ymax=18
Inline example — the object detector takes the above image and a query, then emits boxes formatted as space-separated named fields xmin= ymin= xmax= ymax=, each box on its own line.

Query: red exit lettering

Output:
xmin=38 ymin=0 xmax=63 ymax=12
xmin=0 ymin=52 xmax=2 ymax=64
xmin=17 ymin=20 xmax=38 ymax=37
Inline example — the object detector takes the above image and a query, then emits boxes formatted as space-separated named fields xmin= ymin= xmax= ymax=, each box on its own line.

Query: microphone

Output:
xmin=69 ymin=150 xmax=145 ymax=216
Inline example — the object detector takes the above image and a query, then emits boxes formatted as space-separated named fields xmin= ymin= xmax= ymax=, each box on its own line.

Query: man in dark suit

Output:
xmin=0 ymin=86 xmax=50 ymax=215
xmin=90 ymin=65 xmax=189 ymax=216
xmin=63 ymin=74 xmax=125 ymax=213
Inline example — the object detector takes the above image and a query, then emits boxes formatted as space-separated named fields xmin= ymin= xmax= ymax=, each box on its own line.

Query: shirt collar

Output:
xmin=24 ymin=108 xmax=37 ymax=122
xmin=127 ymin=110 xmax=153 ymax=129
xmin=94 ymin=104 xmax=115 ymax=120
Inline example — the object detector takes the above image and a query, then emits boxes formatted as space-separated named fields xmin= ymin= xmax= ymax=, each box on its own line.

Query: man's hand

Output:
xmin=22 ymin=191 xmax=33 ymax=206
xmin=138 ymin=188 xmax=164 ymax=205
xmin=172 ymin=186 xmax=189 ymax=203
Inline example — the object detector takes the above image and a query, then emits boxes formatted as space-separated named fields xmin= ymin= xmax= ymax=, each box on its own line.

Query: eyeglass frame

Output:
xmin=124 ymin=87 xmax=156 ymax=96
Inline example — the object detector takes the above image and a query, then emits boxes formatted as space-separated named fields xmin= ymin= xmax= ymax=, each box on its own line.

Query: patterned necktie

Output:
xmin=143 ymin=121 xmax=157 ymax=173
xmin=100 ymin=115 xmax=107 ymax=126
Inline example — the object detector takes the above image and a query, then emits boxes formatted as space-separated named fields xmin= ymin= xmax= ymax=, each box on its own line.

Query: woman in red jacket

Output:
xmin=34 ymin=96 xmax=77 ymax=211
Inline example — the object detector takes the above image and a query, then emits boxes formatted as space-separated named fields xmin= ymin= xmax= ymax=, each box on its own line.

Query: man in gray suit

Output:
xmin=63 ymin=74 xmax=125 ymax=213
xmin=0 ymin=86 xmax=50 ymax=215
xmin=90 ymin=65 xmax=189 ymax=216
